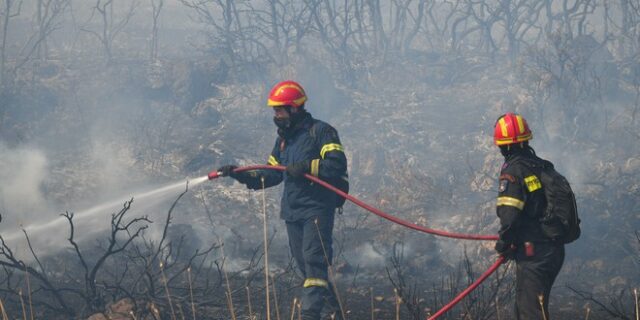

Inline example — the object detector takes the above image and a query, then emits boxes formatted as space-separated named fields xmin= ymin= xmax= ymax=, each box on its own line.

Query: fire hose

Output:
xmin=426 ymin=255 xmax=506 ymax=320
xmin=208 ymin=165 xmax=506 ymax=319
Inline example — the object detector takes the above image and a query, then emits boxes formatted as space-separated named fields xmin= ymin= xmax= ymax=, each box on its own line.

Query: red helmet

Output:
xmin=267 ymin=80 xmax=307 ymax=108
xmin=494 ymin=112 xmax=532 ymax=146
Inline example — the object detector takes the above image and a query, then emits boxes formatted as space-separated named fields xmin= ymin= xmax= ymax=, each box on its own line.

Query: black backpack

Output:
xmin=526 ymin=160 xmax=581 ymax=243
xmin=309 ymin=122 xmax=349 ymax=209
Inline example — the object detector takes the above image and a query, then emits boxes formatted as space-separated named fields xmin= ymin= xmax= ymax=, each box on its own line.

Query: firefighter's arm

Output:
xmin=308 ymin=125 xmax=347 ymax=179
xmin=496 ymin=172 xmax=525 ymax=249
xmin=239 ymin=141 xmax=284 ymax=190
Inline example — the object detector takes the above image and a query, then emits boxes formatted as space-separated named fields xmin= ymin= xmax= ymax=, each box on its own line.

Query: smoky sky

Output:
xmin=0 ymin=0 xmax=638 ymax=292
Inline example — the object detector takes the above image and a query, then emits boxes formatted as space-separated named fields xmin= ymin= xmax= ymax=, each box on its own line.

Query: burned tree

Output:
xmin=34 ymin=0 xmax=70 ymax=60
xmin=80 ymin=0 xmax=138 ymax=63
xmin=149 ymin=0 xmax=162 ymax=62
xmin=0 ymin=231 xmax=75 ymax=316
xmin=0 ymin=0 xmax=21 ymax=86
xmin=63 ymin=199 xmax=150 ymax=311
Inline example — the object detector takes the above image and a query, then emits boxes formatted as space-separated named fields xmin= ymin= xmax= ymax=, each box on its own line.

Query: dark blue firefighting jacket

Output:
xmin=240 ymin=112 xmax=347 ymax=222
xmin=497 ymin=151 xmax=550 ymax=245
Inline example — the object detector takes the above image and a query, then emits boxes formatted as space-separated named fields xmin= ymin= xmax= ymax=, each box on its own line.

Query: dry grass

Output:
xmin=0 ymin=298 xmax=9 ymax=320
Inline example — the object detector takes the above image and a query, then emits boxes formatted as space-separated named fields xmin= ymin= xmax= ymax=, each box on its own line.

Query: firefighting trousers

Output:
xmin=515 ymin=242 xmax=565 ymax=320
xmin=286 ymin=213 xmax=341 ymax=320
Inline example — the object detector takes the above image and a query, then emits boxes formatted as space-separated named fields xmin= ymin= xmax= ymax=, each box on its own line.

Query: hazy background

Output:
xmin=0 ymin=0 xmax=639 ymax=318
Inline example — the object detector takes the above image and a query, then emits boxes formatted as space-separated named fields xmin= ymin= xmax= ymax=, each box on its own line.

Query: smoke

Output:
xmin=344 ymin=241 xmax=386 ymax=268
xmin=0 ymin=143 xmax=50 ymax=230
xmin=0 ymin=87 xmax=211 ymax=254
xmin=85 ymin=134 xmax=143 ymax=203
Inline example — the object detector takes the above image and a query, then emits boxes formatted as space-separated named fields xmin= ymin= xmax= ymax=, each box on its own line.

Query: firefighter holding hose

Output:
xmin=493 ymin=113 xmax=568 ymax=320
xmin=217 ymin=81 xmax=347 ymax=320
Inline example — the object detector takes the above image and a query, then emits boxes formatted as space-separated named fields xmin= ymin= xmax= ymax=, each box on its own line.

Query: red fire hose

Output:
xmin=208 ymin=165 xmax=498 ymax=241
xmin=208 ymin=165 xmax=505 ymax=319
xmin=427 ymin=255 xmax=506 ymax=320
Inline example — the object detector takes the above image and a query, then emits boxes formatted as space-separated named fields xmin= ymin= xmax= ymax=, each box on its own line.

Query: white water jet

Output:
xmin=1 ymin=176 xmax=209 ymax=253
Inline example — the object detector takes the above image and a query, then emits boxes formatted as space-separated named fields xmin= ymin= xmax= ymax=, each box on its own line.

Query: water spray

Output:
xmin=1 ymin=176 xmax=209 ymax=244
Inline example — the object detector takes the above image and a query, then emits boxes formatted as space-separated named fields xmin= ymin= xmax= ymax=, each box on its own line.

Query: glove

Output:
xmin=286 ymin=161 xmax=310 ymax=179
xmin=494 ymin=240 xmax=516 ymax=260
xmin=217 ymin=165 xmax=238 ymax=177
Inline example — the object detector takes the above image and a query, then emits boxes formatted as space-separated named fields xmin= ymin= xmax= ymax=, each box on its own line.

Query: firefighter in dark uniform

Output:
xmin=493 ymin=113 xmax=565 ymax=320
xmin=218 ymin=80 xmax=347 ymax=320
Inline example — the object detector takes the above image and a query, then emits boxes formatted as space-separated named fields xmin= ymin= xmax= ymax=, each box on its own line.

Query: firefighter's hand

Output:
xmin=286 ymin=161 xmax=310 ymax=178
xmin=217 ymin=165 xmax=238 ymax=177
xmin=495 ymin=240 xmax=516 ymax=260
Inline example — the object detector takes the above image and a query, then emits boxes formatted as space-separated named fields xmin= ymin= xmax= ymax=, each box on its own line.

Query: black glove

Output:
xmin=217 ymin=165 xmax=238 ymax=177
xmin=495 ymin=240 xmax=516 ymax=260
xmin=286 ymin=161 xmax=310 ymax=179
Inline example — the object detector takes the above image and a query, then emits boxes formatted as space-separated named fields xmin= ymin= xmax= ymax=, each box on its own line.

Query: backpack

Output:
xmin=309 ymin=122 xmax=350 ymax=209
xmin=525 ymin=159 xmax=581 ymax=244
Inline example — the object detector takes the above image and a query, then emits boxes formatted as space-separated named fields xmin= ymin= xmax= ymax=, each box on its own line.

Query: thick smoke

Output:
xmin=0 ymin=144 xmax=50 ymax=229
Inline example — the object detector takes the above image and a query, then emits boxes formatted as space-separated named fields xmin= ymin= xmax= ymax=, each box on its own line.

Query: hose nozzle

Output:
xmin=207 ymin=170 xmax=220 ymax=180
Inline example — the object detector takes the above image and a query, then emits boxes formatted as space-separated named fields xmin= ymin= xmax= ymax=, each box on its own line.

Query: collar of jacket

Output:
xmin=505 ymin=150 xmax=551 ymax=170
xmin=504 ymin=145 xmax=536 ymax=161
